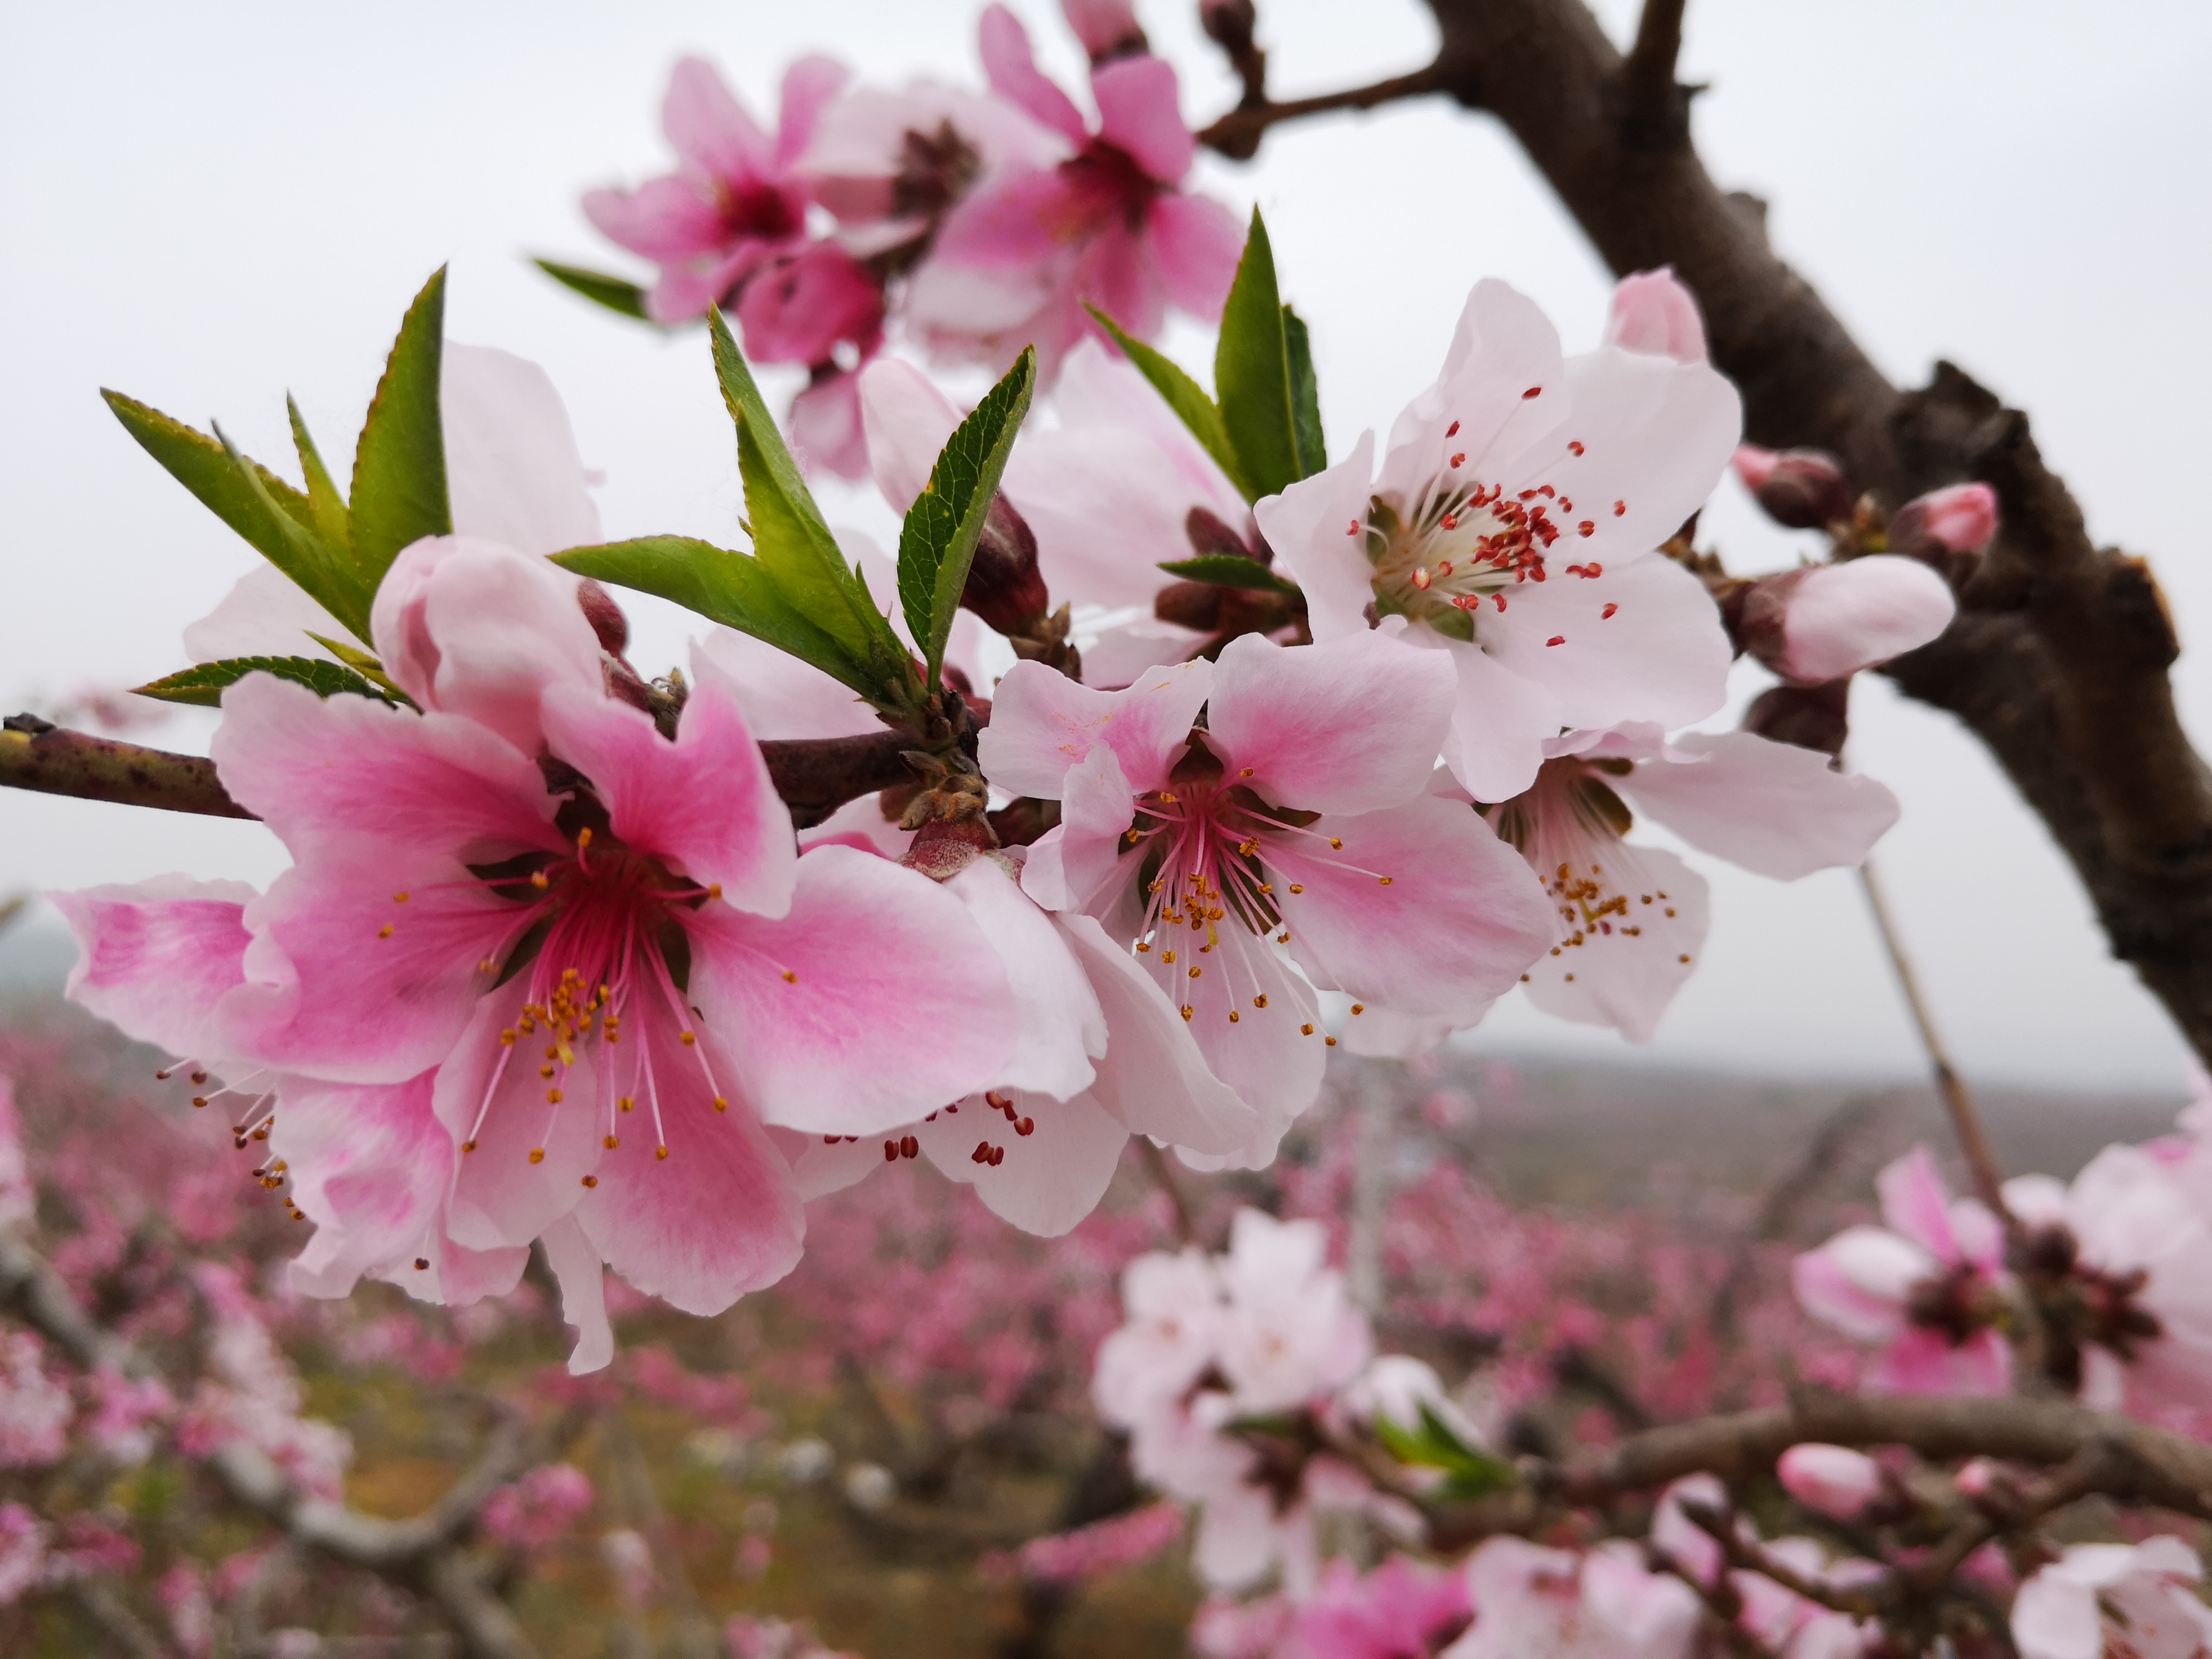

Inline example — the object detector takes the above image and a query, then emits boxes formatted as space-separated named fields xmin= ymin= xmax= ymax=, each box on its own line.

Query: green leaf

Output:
xmin=348 ymin=267 xmax=452 ymax=596
xmin=287 ymin=395 xmax=351 ymax=553
xmin=304 ymin=633 xmax=409 ymax=701
xmin=533 ymin=258 xmax=656 ymax=323
xmin=1372 ymin=1403 xmax=1517 ymax=1501
xmin=102 ymin=391 xmax=365 ymax=633
xmin=1214 ymin=210 xmax=1306 ymax=502
xmin=1084 ymin=303 xmax=1248 ymax=498
xmin=1156 ymin=554 xmax=1302 ymax=595
xmin=133 ymin=656 xmax=395 ymax=709
xmin=896 ymin=347 xmax=1037 ymax=685
xmin=1283 ymin=304 xmax=1327 ymax=476
xmin=552 ymin=536 xmax=880 ymax=709
xmin=707 ymin=307 xmax=919 ymax=713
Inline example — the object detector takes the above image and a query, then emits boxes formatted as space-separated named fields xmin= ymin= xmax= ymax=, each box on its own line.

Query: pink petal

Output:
xmin=1079 ymin=620 xmax=1207 ymax=688
xmin=1868 ymin=1327 xmax=2012 ymax=1397
xmin=775 ymin=55 xmax=851 ymax=170
xmin=211 ymin=673 xmax=561 ymax=861
xmin=858 ymin=358 xmax=963 ymax=514
xmin=539 ymin=663 xmax=795 ymax=920
xmin=276 ymin=1070 xmax=450 ymax=1298
xmin=947 ymin=860 xmax=1104 ymax=1100
xmin=978 ymin=656 xmax=1212 ymax=798
xmin=1621 ymin=730 xmax=1899 ymax=880
xmin=1482 ymin=552 xmax=1731 ymax=737
xmin=540 ymin=1215 xmax=614 ymax=1375
xmin=52 ymin=876 xmax=256 ymax=1064
xmin=695 ymin=627 xmax=879 ymax=741
xmin=368 ymin=535 xmax=607 ymax=759
xmin=1375 ymin=280 xmax=1565 ymax=510
xmin=435 ymin=985 xmax=601 ymax=1250
xmin=442 ymin=346 xmax=603 ymax=558
xmin=916 ymin=1084 xmax=1128 ymax=1236
xmin=2011 ymin=1570 xmax=2102 ymax=1659
xmin=182 ymin=564 xmax=345 ymax=664
xmin=1875 ymin=1145 xmax=1967 ymax=1263
xmin=735 ymin=244 xmax=884 ymax=365
xmin=1773 ymin=557 xmax=1957 ymax=682
xmin=575 ymin=1008 xmax=803 ymax=1317
xmin=1603 ymin=269 xmax=1708 ymax=363
xmin=927 ymin=167 xmax=1073 ymax=270
xmin=1164 ymin=924 xmax=1325 ymax=1168
xmin=1017 ymin=746 xmax=1138 ymax=913
xmin=1256 ymin=431 xmax=1383 ymax=644
xmin=226 ymin=842 xmax=520 ymax=1084
xmin=387 ymin=1231 xmax=528 ymax=1308
xmin=580 ymin=176 xmax=727 ymax=265
xmin=1056 ymin=912 xmax=1259 ymax=1155
xmin=1091 ymin=55 xmax=1192 ymax=182
xmin=1791 ymin=1234 xmax=1908 ymax=1341
xmin=1142 ymin=192 xmax=1243 ymax=321
xmin=1422 ymin=628 xmax=1565 ymax=803
xmin=1519 ymin=843 xmax=1707 ymax=1042
xmin=1209 ymin=630 xmax=1453 ymax=814
xmin=662 ymin=56 xmax=773 ymax=180
xmin=1274 ymin=794 xmax=1552 ymax=1017
xmin=785 ymin=366 xmax=872 ymax=481
xmin=977 ymin=4 xmax=1089 ymax=145
xmin=686 ymin=846 xmax=1015 ymax=1137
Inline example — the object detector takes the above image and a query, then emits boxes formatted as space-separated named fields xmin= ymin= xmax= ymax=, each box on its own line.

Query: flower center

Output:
xmin=1493 ymin=761 xmax=1678 ymax=967
xmin=714 ymin=176 xmax=803 ymax=244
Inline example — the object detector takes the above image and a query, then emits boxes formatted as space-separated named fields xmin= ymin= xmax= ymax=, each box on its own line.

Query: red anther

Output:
xmin=1411 ymin=567 xmax=1432 ymax=590
xmin=1537 ymin=484 xmax=1555 ymax=497
xmin=1559 ymin=498 xmax=1573 ymax=513
xmin=1547 ymin=635 xmax=1566 ymax=647
xmin=1522 ymin=386 xmax=1542 ymax=399
xmin=973 ymin=1141 xmax=992 ymax=1163
xmin=1493 ymin=593 xmax=1507 ymax=611
xmin=824 ymin=1134 xmax=840 ymax=1144
xmin=1568 ymin=440 xmax=1585 ymax=456
xmin=1440 ymin=512 xmax=1458 ymax=530
xmin=1518 ymin=489 xmax=1537 ymax=502
xmin=884 ymin=1141 xmax=898 ymax=1162
xmin=1583 ymin=561 xmax=1602 ymax=578
xmin=1345 ymin=518 xmax=1359 ymax=536
xmin=984 ymin=1090 xmax=1011 ymax=1112
xmin=1447 ymin=420 xmax=1461 ymax=437
xmin=1017 ymin=1117 xmax=1035 ymax=1136
xmin=989 ymin=1147 xmax=1005 ymax=1166
xmin=1578 ymin=521 xmax=1595 ymax=536
xmin=900 ymin=1134 xmax=919 ymax=1159
xmin=1532 ymin=565 xmax=1547 ymax=581
xmin=1602 ymin=603 xmax=1619 ymax=619
xmin=1450 ymin=452 xmax=1466 ymax=468
xmin=1613 ymin=500 xmax=1626 ymax=516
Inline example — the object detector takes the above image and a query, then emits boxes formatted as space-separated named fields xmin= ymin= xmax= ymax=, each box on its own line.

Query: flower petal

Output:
xmin=1143 ymin=192 xmax=1243 ymax=322
xmin=442 ymin=345 xmax=603 ymax=559
xmin=1091 ymin=55 xmax=1192 ymax=182
xmin=182 ymin=564 xmax=346 ymax=664
xmin=977 ymin=5 xmax=1088 ymax=145
xmin=540 ymin=1215 xmax=615 ymax=1375
xmin=1255 ymin=431 xmax=1379 ymax=644
xmin=276 ymin=1070 xmax=450 ymax=1298
xmin=948 ymin=860 xmax=1104 ymax=1100
xmin=1874 ymin=1146 xmax=1967 ymax=1264
xmin=916 ymin=1085 xmax=1128 ymax=1236
xmin=1377 ymin=280 xmax=1565 ymax=508
xmin=662 ymin=56 xmax=773 ymax=178
xmin=1420 ymin=629 xmax=1564 ymax=803
xmin=858 ymin=357 xmax=963 ymax=514
xmin=436 ymin=984 xmax=601 ymax=1250
xmin=51 ymin=876 xmax=257 ymax=1065
xmin=978 ymin=656 xmax=1211 ymax=798
xmin=775 ymin=55 xmax=851 ymax=169
xmin=1620 ymin=730 xmax=1899 ymax=880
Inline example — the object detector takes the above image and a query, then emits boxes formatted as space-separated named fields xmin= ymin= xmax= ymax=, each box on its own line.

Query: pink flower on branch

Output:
xmin=2012 ymin=1537 xmax=2212 ymax=1659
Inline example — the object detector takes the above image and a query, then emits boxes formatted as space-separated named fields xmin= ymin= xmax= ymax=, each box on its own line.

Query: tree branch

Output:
xmin=1196 ymin=61 xmax=1454 ymax=159
xmin=1 ymin=717 xmax=930 ymax=833
xmin=1617 ymin=0 xmax=1692 ymax=147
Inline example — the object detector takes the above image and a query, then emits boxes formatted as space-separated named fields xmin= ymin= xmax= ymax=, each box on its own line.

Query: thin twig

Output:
xmin=1678 ymin=1497 xmax=1883 ymax=1618
xmin=1196 ymin=62 xmax=1454 ymax=159
xmin=1137 ymin=1138 xmax=1198 ymax=1246
xmin=1857 ymin=860 xmax=2011 ymax=1224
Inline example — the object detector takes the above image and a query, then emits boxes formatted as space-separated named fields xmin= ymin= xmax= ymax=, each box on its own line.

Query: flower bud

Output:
xmin=1777 ymin=1443 xmax=1884 ymax=1520
xmin=1060 ymin=0 xmax=1147 ymax=62
xmin=1743 ymin=677 xmax=1850 ymax=759
xmin=962 ymin=494 xmax=1052 ymax=637
xmin=1733 ymin=445 xmax=1855 ymax=530
xmin=1890 ymin=482 xmax=1998 ymax=557
xmin=576 ymin=579 xmax=629 ymax=656
xmin=1739 ymin=556 xmax=1956 ymax=683
xmin=1604 ymin=269 xmax=1707 ymax=364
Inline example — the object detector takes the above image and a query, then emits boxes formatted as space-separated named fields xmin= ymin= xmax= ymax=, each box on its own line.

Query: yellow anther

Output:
xmin=1228 ymin=1011 xmax=1240 ymax=1023
xmin=1329 ymin=837 xmax=1343 ymax=850
xmin=1379 ymin=876 xmax=1393 ymax=886
xmin=377 ymin=924 xmax=395 ymax=939
xmin=392 ymin=891 xmax=410 ymax=904
xmin=619 ymin=1097 xmax=634 ymax=1113
xmin=1254 ymin=995 xmax=1268 ymax=1008
xmin=1180 ymin=1006 xmax=1194 ymax=1021
xmin=782 ymin=969 xmax=797 ymax=983
xmin=714 ymin=1097 xmax=729 ymax=1113
xmin=528 ymin=1148 xmax=545 ymax=1165
xmin=709 ymin=883 xmax=722 ymax=899
xmin=1301 ymin=1023 xmax=1315 ymax=1036
xmin=1239 ymin=767 xmax=1254 ymax=778
xmin=1351 ymin=1004 xmax=1365 ymax=1015
xmin=530 ymin=870 xmax=550 ymax=890
xmin=655 ymin=1146 xmax=669 ymax=1161
xmin=604 ymin=1135 xmax=619 ymax=1149
xmin=546 ymin=1088 xmax=562 ymax=1104
xmin=462 ymin=1140 xmax=478 ymax=1153
xmin=1189 ymin=967 xmax=1201 ymax=979
xmin=577 ymin=827 xmax=593 ymax=847
xmin=680 ymin=1031 xmax=697 ymax=1046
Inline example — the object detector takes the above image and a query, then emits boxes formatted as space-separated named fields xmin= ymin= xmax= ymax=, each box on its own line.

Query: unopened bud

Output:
xmin=1777 ymin=1443 xmax=1884 ymax=1521
xmin=1743 ymin=677 xmax=1850 ymax=759
xmin=1890 ymin=482 xmax=1998 ymax=558
xmin=1200 ymin=0 xmax=1258 ymax=51
xmin=1734 ymin=445 xmax=1855 ymax=530
xmin=576 ymin=579 xmax=629 ymax=656
xmin=1604 ymin=269 xmax=1707 ymax=363
xmin=1739 ymin=557 xmax=1955 ymax=683
xmin=962 ymin=494 xmax=1052 ymax=636
xmin=1060 ymin=0 xmax=1146 ymax=62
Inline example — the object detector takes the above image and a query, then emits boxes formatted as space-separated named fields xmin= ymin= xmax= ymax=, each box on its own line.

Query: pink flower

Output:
xmin=584 ymin=56 xmax=847 ymax=325
xmin=1776 ymin=1443 xmax=1885 ymax=1521
xmin=1490 ymin=722 xmax=1899 ymax=1042
xmin=1215 ymin=1209 xmax=1372 ymax=1411
xmin=1732 ymin=446 xmax=1854 ymax=531
xmin=0 ymin=1332 xmax=71 ymax=1470
xmin=0 ymin=1503 xmax=43 ymax=1606
xmin=599 ymin=1526 xmax=659 ymax=1607
xmin=904 ymin=7 xmax=1242 ymax=380
xmin=1740 ymin=557 xmax=1957 ymax=684
xmin=1444 ymin=1536 xmax=1701 ymax=1659
xmin=798 ymin=79 xmax=1067 ymax=235
xmin=1093 ymin=1246 xmax=1226 ymax=1427
xmin=2012 ymin=1537 xmax=2212 ymax=1659
xmin=1059 ymin=0 xmax=1147 ymax=62
xmin=482 ymin=1463 xmax=595 ymax=1551
xmin=985 ymin=633 xmax=1553 ymax=1163
xmin=1257 ymin=279 xmax=1742 ymax=802
xmin=1793 ymin=1146 xmax=2012 ymax=1396
xmin=1892 ymin=481 xmax=1999 ymax=557
xmin=1279 ymin=1556 xmax=1473 ymax=1659
xmin=1604 ymin=268 xmax=1708 ymax=363
xmin=733 ymin=242 xmax=884 ymax=366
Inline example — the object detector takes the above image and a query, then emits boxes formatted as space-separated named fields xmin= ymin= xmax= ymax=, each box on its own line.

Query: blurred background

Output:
xmin=3 ymin=3 xmax=2208 ymax=1081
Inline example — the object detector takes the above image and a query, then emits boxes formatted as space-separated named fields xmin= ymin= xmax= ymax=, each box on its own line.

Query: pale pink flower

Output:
xmin=1093 ymin=1246 xmax=1226 ymax=1428
xmin=984 ymin=633 xmax=1553 ymax=1164
xmin=1444 ymin=1535 xmax=1701 ymax=1659
xmin=1257 ymin=279 xmax=1742 ymax=802
xmin=798 ymin=79 xmax=1067 ymax=234
xmin=1733 ymin=1538 xmax=1883 ymax=1659
xmin=904 ymin=7 xmax=1243 ymax=380
xmin=1742 ymin=557 xmax=1957 ymax=684
xmin=0 ymin=1332 xmax=71 ymax=1469
xmin=1491 ymin=722 xmax=1898 ymax=1042
xmin=1892 ymin=481 xmax=2000 ymax=557
xmin=482 ymin=1463 xmax=595 ymax=1551
xmin=1793 ymin=1145 xmax=2012 ymax=1396
xmin=786 ymin=367 xmax=871 ymax=482
xmin=1604 ymin=268 xmax=1707 ymax=363
xmin=584 ymin=56 xmax=848 ymax=325
xmin=599 ymin=1526 xmax=659 ymax=1607
xmin=1777 ymin=1443 xmax=1885 ymax=1521
xmin=0 ymin=1078 xmax=35 ymax=1230
xmin=1059 ymin=0 xmax=1147 ymax=61
xmin=0 ymin=1503 xmax=44 ymax=1606
xmin=157 ymin=1560 xmax=215 ymax=1658
xmin=1214 ymin=1209 xmax=1371 ymax=1413
xmin=84 ymin=1370 xmax=174 ymax=1467
xmin=1278 ymin=1555 xmax=1474 ymax=1659
xmin=2012 ymin=1537 xmax=2212 ymax=1659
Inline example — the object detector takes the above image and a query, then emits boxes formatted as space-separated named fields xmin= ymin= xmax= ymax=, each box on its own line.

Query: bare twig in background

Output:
xmin=1195 ymin=61 xmax=1453 ymax=160
xmin=1711 ymin=1093 xmax=1885 ymax=1340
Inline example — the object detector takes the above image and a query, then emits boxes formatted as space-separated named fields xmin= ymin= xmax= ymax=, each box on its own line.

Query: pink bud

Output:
xmin=1891 ymin=482 xmax=1998 ymax=556
xmin=1733 ymin=444 xmax=1781 ymax=492
xmin=1733 ymin=447 xmax=1854 ymax=530
xmin=1060 ymin=0 xmax=1146 ymax=60
xmin=1742 ymin=556 xmax=1956 ymax=683
xmin=1604 ymin=269 xmax=1707 ymax=363
xmin=1777 ymin=1443 xmax=1884 ymax=1520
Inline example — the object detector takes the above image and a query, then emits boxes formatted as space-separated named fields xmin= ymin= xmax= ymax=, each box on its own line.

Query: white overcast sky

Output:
xmin=3 ymin=0 xmax=2208 ymax=1093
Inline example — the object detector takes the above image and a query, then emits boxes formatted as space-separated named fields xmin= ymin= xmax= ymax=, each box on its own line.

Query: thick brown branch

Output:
xmin=1618 ymin=0 xmax=1692 ymax=147
xmin=1 ymin=718 xmax=934 ymax=833
xmin=1196 ymin=62 xmax=1454 ymax=159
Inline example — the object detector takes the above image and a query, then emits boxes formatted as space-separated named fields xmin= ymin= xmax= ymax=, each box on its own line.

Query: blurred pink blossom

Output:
xmin=1742 ymin=557 xmax=1957 ymax=683
xmin=482 ymin=1463 xmax=596 ymax=1551
xmin=2011 ymin=1537 xmax=2212 ymax=1659
xmin=0 ymin=1332 xmax=71 ymax=1469
xmin=1777 ymin=1443 xmax=1885 ymax=1521
xmin=1604 ymin=268 xmax=1707 ymax=363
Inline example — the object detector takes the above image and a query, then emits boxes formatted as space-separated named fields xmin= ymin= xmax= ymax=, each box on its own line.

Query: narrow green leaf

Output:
xmin=1372 ymin=1403 xmax=1517 ymax=1501
xmin=552 ymin=536 xmax=889 ymax=711
xmin=349 ymin=268 xmax=452 ymax=595
xmin=1283 ymin=304 xmax=1327 ymax=476
xmin=304 ymin=633 xmax=409 ymax=701
xmin=1214 ymin=211 xmax=1304 ymax=501
xmin=133 ymin=656 xmax=394 ymax=709
xmin=896 ymin=348 xmax=1037 ymax=685
xmin=211 ymin=420 xmax=377 ymax=640
xmin=1156 ymin=554 xmax=1302 ymax=595
xmin=1084 ymin=303 xmax=1249 ymax=498
xmin=287 ymin=395 xmax=351 ymax=553
xmin=533 ymin=258 xmax=656 ymax=323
